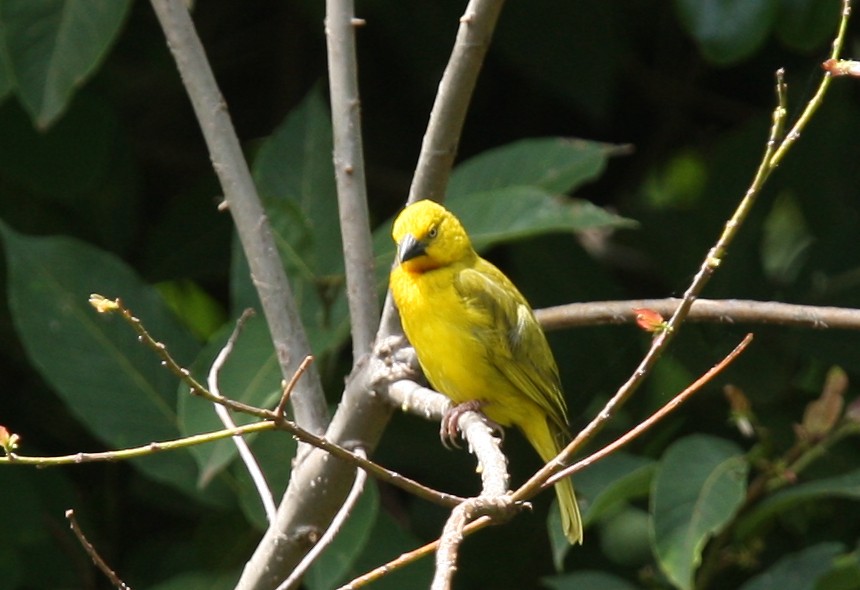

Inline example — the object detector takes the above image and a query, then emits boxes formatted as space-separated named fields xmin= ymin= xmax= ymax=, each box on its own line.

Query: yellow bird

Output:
xmin=389 ymin=199 xmax=583 ymax=544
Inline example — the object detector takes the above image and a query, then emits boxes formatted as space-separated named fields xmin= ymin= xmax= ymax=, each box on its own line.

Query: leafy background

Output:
xmin=1 ymin=0 xmax=860 ymax=589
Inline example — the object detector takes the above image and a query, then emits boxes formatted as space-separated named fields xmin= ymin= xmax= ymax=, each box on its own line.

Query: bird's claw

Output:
xmin=440 ymin=400 xmax=505 ymax=449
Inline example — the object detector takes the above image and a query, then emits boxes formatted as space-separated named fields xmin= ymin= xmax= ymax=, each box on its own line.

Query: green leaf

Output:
xmin=580 ymin=455 xmax=656 ymax=526
xmin=761 ymin=191 xmax=812 ymax=285
xmin=448 ymin=137 xmax=628 ymax=199
xmin=738 ymin=542 xmax=843 ymax=590
xmin=1 ymin=224 xmax=204 ymax=495
xmin=344 ymin=499 xmax=434 ymax=590
xmin=156 ymin=280 xmax=227 ymax=342
xmin=178 ymin=316 xmax=282 ymax=487
xmin=373 ymin=186 xmax=634 ymax=282
xmin=0 ymin=38 xmax=11 ymax=100
xmin=737 ymin=468 xmax=860 ymax=539
xmin=674 ymin=0 xmax=777 ymax=65
xmin=451 ymin=187 xmax=635 ymax=252
xmin=549 ymin=453 xmax=654 ymax=571
xmin=542 ymin=570 xmax=639 ymax=590
xmin=238 ymin=87 xmax=351 ymax=356
xmin=305 ymin=482 xmax=380 ymax=590
xmin=0 ymin=0 xmax=131 ymax=128
xmin=775 ymin=0 xmax=842 ymax=53
xmin=234 ymin=427 xmax=296 ymax=530
xmin=598 ymin=506 xmax=653 ymax=568
xmin=652 ymin=434 xmax=749 ymax=590
xmin=815 ymin=550 xmax=860 ymax=590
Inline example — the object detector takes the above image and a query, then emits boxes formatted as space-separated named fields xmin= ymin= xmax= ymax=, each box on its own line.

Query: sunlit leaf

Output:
xmin=652 ymin=434 xmax=749 ymax=590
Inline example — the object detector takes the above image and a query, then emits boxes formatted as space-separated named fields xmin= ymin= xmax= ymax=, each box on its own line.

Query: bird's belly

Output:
xmin=405 ymin=308 xmax=527 ymax=427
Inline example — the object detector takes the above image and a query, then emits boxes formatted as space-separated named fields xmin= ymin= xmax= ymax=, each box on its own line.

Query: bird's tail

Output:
xmin=553 ymin=472 xmax=582 ymax=545
xmin=523 ymin=419 xmax=583 ymax=545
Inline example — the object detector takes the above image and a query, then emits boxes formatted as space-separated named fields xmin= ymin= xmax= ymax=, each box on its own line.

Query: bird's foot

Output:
xmin=440 ymin=400 xmax=505 ymax=449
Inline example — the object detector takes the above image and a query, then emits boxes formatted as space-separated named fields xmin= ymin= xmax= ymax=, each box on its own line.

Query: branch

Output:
xmin=547 ymin=333 xmax=754 ymax=485
xmin=535 ymin=298 xmax=860 ymax=331
xmin=325 ymin=1 xmax=379 ymax=358
xmin=388 ymin=380 xmax=510 ymax=497
xmin=66 ymin=509 xmax=131 ymax=590
xmin=1 ymin=422 xmax=278 ymax=467
xmin=407 ymin=0 xmax=505 ymax=205
xmin=208 ymin=310 xmax=276 ymax=523
xmin=520 ymin=0 xmax=853 ymax=495
xmin=241 ymin=0 xmax=507 ymax=585
xmin=276 ymin=448 xmax=369 ymax=590
xmin=148 ymin=0 xmax=328 ymax=434
xmin=342 ymin=4 xmax=855 ymax=584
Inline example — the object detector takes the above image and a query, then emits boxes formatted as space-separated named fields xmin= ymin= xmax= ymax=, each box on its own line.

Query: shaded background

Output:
xmin=2 ymin=1 xmax=860 ymax=589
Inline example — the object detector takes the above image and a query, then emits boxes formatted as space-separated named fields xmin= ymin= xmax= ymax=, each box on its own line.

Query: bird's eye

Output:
xmin=427 ymin=226 xmax=438 ymax=239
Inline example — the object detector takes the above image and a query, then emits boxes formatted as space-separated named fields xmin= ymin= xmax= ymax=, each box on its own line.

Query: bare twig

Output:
xmin=535 ymin=298 xmax=860 ymax=331
xmin=209 ymin=309 xmax=276 ymax=523
xmin=148 ymin=0 xmax=328 ymax=433
xmin=89 ymin=295 xmax=460 ymax=508
xmin=547 ymin=334 xmax=754 ymax=485
xmin=275 ymin=355 xmax=315 ymax=418
xmin=325 ymin=0 xmax=379 ymax=358
xmin=277 ymin=448 xmax=370 ymax=590
xmin=518 ymin=0 xmax=853 ymax=499
xmin=343 ymin=5 xmax=854 ymax=584
xmin=65 ymin=509 xmax=131 ymax=590
xmin=1 ymin=422 xmax=278 ymax=467
xmin=342 ymin=334 xmax=753 ymax=589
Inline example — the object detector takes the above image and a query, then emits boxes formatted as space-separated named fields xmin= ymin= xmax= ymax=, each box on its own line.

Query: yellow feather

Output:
xmin=389 ymin=199 xmax=583 ymax=544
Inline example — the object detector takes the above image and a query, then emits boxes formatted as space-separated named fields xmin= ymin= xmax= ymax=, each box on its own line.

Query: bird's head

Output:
xmin=392 ymin=200 xmax=475 ymax=273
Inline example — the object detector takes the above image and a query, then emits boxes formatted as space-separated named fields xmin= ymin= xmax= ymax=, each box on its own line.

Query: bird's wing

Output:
xmin=454 ymin=263 xmax=569 ymax=433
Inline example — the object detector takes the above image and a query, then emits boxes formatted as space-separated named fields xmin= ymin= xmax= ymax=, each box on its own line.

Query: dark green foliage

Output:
xmin=1 ymin=1 xmax=859 ymax=589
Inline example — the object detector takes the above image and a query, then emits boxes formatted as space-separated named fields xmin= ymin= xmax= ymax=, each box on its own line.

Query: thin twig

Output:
xmin=276 ymin=448 xmax=370 ymax=590
xmin=342 ymin=334 xmax=754 ymax=589
xmin=767 ymin=0 xmax=851 ymax=168
xmin=209 ymin=309 xmax=276 ymax=523
xmin=65 ymin=509 xmax=132 ymax=590
xmin=432 ymin=496 xmax=518 ymax=590
xmin=148 ymin=0 xmax=328 ymax=433
xmin=325 ymin=0 xmax=379 ymax=359
xmin=89 ymin=295 xmax=461 ymax=507
xmin=547 ymin=333 xmax=754 ymax=485
xmin=275 ymin=355 xmax=315 ymax=418
xmin=516 ymin=0 xmax=853 ymax=500
xmin=534 ymin=298 xmax=860 ymax=331
xmin=1 ymin=422 xmax=278 ymax=466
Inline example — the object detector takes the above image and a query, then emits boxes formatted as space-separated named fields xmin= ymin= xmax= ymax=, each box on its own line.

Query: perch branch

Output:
xmin=148 ymin=0 xmax=328 ymax=433
xmin=407 ymin=0 xmax=506 ymax=204
xmin=325 ymin=0 xmax=379 ymax=359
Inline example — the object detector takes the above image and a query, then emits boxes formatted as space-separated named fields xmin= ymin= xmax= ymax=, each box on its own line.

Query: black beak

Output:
xmin=398 ymin=233 xmax=427 ymax=263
